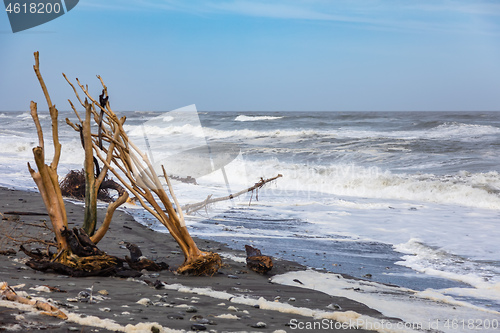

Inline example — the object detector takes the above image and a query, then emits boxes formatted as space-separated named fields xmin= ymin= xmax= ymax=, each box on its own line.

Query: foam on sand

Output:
xmin=0 ymin=298 xmax=183 ymax=333
xmin=158 ymin=280 xmax=421 ymax=333
xmin=272 ymin=270 xmax=500 ymax=333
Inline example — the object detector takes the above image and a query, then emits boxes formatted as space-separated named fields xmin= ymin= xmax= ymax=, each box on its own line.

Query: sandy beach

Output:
xmin=0 ymin=186 xmax=393 ymax=333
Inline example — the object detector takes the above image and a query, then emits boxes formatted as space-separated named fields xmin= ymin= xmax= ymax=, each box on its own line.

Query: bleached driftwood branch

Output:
xmin=182 ymin=174 xmax=283 ymax=214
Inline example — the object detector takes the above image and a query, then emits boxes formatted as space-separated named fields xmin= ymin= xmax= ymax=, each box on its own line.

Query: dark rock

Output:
xmin=167 ymin=313 xmax=184 ymax=320
xmin=186 ymin=306 xmax=198 ymax=313
xmin=190 ymin=324 xmax=207 ymax=331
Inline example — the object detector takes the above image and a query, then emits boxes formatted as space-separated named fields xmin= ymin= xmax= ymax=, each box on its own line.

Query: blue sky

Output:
xmin=1 ymin=0 xmax=500 ymax=111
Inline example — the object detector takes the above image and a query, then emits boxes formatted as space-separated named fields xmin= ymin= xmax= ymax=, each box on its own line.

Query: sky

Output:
xmin=1 ymin=0 xmax=500 ymax=112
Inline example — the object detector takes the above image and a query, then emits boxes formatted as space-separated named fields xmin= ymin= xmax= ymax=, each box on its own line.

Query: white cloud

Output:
xmin=80 ymin=0 xmax=500 ymax=35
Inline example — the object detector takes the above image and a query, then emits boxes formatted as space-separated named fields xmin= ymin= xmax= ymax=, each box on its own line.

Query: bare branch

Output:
xmin=183 ymin=174 xmax=283 ymax=214
xmin=162 ymin=165 xmax=186 ymax=227
xmin=30 ymin=101 xmax=44 ymax=150
xmin=62 ymin=73 xmax=85 ymax=108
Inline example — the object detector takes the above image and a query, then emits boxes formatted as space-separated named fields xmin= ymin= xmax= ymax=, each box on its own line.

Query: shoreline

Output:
xmin=0 ymin=186 xmax=388 ymax=332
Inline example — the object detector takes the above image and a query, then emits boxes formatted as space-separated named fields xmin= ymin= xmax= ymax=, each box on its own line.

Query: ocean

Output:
xmin=1 ymin=109 xmax=500 ymax=331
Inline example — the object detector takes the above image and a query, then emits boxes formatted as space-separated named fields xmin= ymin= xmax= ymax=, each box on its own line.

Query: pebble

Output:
xmin=136 ymin=298 xmax=152 ymax=306
xmin=326 ymin=303 xmax=342 ymax=310
xmin=98 ymin=290 xmax=109 ymax=295
xmin=186 ymin=306 xmax=198 ymax=313
xmin=227 ymin=275 xmax=239 ymax=279
xmin=167 ymin=313 xmax=185 ymax=320
xmin=191 ymin=324 xmax=207 ymax=331
xmin=288 ymin=297 xmax=296 ymax=302
xmin=190 ymin=315 xmax=204 ymax=322
xmin=250 ymin=322 xmax=267 ymax=328
xmin=170 ymin=251 xmax=181 ymax=255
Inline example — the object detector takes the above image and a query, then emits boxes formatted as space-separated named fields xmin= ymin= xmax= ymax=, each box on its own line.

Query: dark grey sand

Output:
xmin=0 ymin=187 xmax=394 ymax=332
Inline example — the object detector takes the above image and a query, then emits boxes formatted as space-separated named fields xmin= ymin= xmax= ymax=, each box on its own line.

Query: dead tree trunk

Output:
xmin=26 ymin=52 xmax=129 ymax=274
xmin=64 ymin=76 xmax=222 ymax=275
xmin=28 ymin=52 xmax=69 ymax=254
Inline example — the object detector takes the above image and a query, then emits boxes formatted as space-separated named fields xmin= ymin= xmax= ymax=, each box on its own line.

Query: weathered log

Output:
xmin=183 ymin=174 xmax=283 ymax=214
xmin=1 ymin=282 xmax=68 ymax=320
xmin=2 ymin=211 xmax=48 ymax=216
xmin=245 ymin=245 xmax=273 ymax=274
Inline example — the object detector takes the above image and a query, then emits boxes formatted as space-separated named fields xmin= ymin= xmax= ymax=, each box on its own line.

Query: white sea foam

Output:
xmin=127 ymin=119 xmax=500 ymax=143
xmin=235 ymin=115 xmax=284 ymax=122
xmin=2 ymin=110 xmax=500 ymax=320
xmin=272 ymin=270 xmax=500 ymax=333
xmin=125 ymin=123 xmax=325 ymax=142
xmin=156 ymin=280 xmax=420 ymax=333
xmin=219 ymin=159 xmax=500 ymax=210
xmin=394 ymin=239 xmax=500 ymax=290
xmin=335 ymin=122 xmax=500 ymax=142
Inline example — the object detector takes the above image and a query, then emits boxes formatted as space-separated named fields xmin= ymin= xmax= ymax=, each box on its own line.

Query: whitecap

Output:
xmin=235 ymin=115 xmax=284 ymax=122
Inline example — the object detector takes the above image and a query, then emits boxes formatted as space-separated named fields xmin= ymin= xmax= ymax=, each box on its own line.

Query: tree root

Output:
xmin=21 ymin=228 xmax=169 ymax=277
xmin=176 ymin=252 xmax=222 ymax=276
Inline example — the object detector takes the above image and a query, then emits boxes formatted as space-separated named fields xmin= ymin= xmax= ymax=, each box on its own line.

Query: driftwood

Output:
xmin=124 ymin=242 xmax=169 ymax=271
xmin=0 ymin=282 xmax=68 ymax=319
xmin=28 ymin=52 xmax=69 ymax=253
xmin=22 ymin=227 xmax=164 ymax=277
xmin=20 ymin=245 xmax=49 ymax=260
xmin=24 ymin=52 xmax=134 ymax=278
xmin=63 ymin=75 xmax=222 ymax=276
xmin=0 ymin=249 xmax=16 ymax=256
xmin=245 ymin=245 xmax=273 ymax=274
xmin=2 ymin=211 xmax=48 ymax=216
xmin=183 ymin=174 xmax=283 ymax=214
